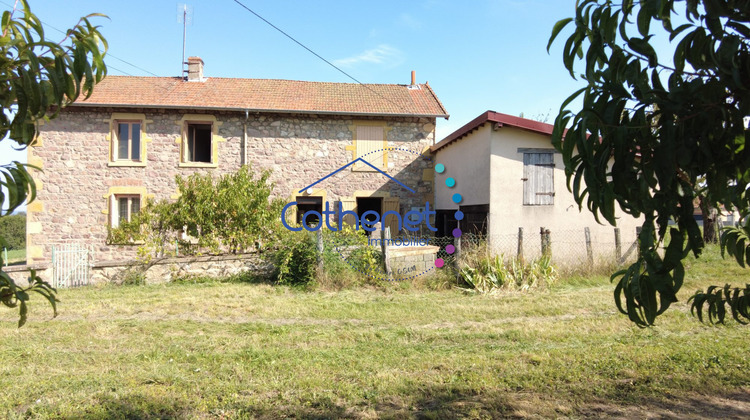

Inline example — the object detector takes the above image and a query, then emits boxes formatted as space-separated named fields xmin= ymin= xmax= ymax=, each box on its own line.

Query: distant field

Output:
xmin=3 ymin=248 xmax=25 ymax=265
xmin=0 ymin=244 xmax=748 ymax=418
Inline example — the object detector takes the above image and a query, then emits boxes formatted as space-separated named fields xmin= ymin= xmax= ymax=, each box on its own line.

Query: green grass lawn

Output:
xmin=1 ymin=245 xmax=748 ymax=418
xmin=3 ymin=248 xmax=25 ymax=265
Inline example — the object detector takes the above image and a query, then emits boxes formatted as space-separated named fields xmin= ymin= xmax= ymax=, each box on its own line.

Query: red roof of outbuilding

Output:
xmin=431 ymin=111 xmax=555 ymax=152
xmin=73 ymin=75 xmax=449 ymax=118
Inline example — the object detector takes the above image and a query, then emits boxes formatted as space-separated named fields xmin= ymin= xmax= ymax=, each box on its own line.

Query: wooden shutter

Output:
xmin=182 ymin=123 xmax=189 ymax=162
xmin=109 ymin=194 xmax=117 ymax=227
xmin=383 ymin=197 xmax=400 ymax=236
xmin=523 ymin=153 xmax=555 ymax=205
xmin=355 ymin=126 xmax=385 ymax=170
xmin=339 ymin=198 xmax=357 ymax=228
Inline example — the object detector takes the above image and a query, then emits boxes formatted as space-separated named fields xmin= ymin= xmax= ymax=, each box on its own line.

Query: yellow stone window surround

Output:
xmin=176 ymin=114 xmax=226 ymax=168
xmin=107 ymin=112 xmax=153 ymax=167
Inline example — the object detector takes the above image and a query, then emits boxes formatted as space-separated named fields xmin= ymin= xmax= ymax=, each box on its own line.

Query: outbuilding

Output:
xmin=431 ymin=111 xmax=642 ymax=262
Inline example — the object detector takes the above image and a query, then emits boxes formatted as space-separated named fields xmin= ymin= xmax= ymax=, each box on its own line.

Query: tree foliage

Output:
xmin=548 ymin=0 xmax=750 ymax=325
xmin=0 ymin=213 xmax=25 ymax=250
xmin=0 ymin=0 xmax=107 ymax=327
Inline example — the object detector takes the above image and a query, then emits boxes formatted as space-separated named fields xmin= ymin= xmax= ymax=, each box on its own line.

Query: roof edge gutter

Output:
xmin=68 ymin=102 xmax=449 ymax=119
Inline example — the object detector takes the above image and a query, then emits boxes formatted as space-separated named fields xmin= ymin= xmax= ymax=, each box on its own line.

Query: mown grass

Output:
xmin=0 ymin=245 xmax=748 ymax=418
xmin=3 ymin=248 xmax=25 ymax=265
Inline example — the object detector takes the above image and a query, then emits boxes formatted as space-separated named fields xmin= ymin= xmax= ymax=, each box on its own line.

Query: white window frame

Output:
xmin=110 ymin=194 xmax=141 ymax=228
xmin=113 ymin=120 xmax=142 ymax=162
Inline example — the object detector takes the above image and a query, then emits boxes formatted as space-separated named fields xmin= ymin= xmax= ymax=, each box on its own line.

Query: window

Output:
xmin=522 ymin=151 xmax=555 ymax=205
xmin=356 ymin=196 xmax=383 ymax=235
xmin=108 ymin=113 xmax=149 ymax=167
xmin=177 ymin=115 xmax=223 ymax=168
xmin=295 ymin=196 xmax=323 ymax=226
xmin=185 ymin=123 xmax=213 ymax=163
xmin=347 ymin=123 xmax=388 ymax=171
xmin=113 ymin=121 xmax=141 ymax=161
xmin=111 ymin=195 xmax=140 ymax=228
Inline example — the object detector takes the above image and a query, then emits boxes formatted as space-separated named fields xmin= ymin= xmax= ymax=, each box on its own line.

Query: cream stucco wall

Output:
xmin=435 ymin=123 xmax=643 ymax=262
xmin=433 ymin=124 xmax=491 ymax=210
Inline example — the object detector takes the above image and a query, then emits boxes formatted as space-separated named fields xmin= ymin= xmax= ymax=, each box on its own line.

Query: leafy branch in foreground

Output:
xmin=549 ymin=0 xmax=750 ymax=326
xmin=688 ymin=224 xmax=750 ymax=324
xmin=0 ymin=0 xmax=107 ymax=326
xmin=689 ymin=284 xmax=750 ymax=325
xmin=0 ymin=269 xmax=56 ymax=327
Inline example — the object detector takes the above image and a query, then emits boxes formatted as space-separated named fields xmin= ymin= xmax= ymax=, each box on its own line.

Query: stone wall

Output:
xmin=4 ymin=253 xmax=271 ymax=286
xmin=29 ymin=107 xmax=437 ymax=264
xmin=91 ymin=253 xmax=272 ymax=285
xmin=388 ymin=245 xmax=439 ymax=280
xmin=4 ymin=263 xmax=50 ymax=286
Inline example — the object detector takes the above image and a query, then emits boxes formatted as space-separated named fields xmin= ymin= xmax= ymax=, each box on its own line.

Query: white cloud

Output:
xmin=333 ymin=44 xmax=405 ymax=69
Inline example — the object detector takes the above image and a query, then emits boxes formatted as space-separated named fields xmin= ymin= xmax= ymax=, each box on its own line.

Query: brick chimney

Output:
xmin=408 ymin=70 xmax=420 ymax=90
xmin=186 ymin=56 xmax=204 ymax=82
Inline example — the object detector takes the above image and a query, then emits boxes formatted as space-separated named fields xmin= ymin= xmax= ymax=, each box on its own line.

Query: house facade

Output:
xmin=26 ymin=57 xmax=448 ymax=264
xmin=431 ymin=111 xmax=642 ymax=261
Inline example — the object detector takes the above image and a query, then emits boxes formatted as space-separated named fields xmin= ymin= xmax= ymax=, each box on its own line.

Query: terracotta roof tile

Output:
xmin=431 ymin=111 xmax=555 ymax=153
xmin=74 ymin=76 xmax=449 ymax=118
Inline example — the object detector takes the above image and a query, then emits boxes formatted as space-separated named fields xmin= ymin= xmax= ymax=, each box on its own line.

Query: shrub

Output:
xmin=270 ymin=229 xmax=318 ymax=286
xmin=108 ymin=165 xmax=284 ymax=259
xmin=269 ymin=225 xmax=386 ymax=288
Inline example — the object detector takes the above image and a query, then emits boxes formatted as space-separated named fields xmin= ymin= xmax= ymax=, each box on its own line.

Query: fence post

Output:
xmin=51 ymin=245 xmax=56 ymax=287
xmin=3 ymin=247 xmax=7 ymax=267
xmin=517 ymin=227 xmax=524 ymax=262
xmin=316 ymin=229 xmax=324 ymax=270
xmin=540 ymin=227 xmax=551 ymax=258
xmin=584 ymin=227 xmax=594 ymax=265
xmin=614 ymin=227 xmax=622 ymax=264
xmin=383 ymin=227 xmax=392 ymax=277
xmin=454 ymin=220 xmax=462 ymax=279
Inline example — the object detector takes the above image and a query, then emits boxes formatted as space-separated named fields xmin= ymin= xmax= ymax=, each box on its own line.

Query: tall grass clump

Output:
xmin=457 ymin=242 xmax=558 ymax=294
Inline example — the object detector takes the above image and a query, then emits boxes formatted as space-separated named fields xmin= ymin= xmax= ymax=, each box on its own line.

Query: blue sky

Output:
xmin=1 ymin=0 xmax=589 ymax=168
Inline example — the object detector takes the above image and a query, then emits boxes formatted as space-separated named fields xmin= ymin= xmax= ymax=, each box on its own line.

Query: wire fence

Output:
xmin=428 ymin=233 xmax=484 ymax=266
xmin=428 ymin=227 xmax=639 ymax=273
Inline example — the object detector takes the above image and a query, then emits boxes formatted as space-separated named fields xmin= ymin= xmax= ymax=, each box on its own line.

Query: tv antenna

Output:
xmin=177 ymin=3 xmax=194 ymax=78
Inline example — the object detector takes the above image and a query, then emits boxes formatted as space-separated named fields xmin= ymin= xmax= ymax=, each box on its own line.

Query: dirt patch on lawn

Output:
xmin=575 ymin=389 xmax=750 ymax=419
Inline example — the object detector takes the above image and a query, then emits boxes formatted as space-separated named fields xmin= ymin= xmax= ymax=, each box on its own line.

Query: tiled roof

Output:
xmin=74 ymin=76 xmax=449 ymax=118
xmin=431 ymin=111 xmax=555 ymax=152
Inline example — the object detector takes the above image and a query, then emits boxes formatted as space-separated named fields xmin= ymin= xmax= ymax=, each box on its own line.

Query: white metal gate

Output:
xmin=52 ymin=244 xmax=91 ymax=288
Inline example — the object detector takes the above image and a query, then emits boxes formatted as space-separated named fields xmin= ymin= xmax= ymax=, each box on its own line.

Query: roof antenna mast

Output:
xmin=177 ymin=3 xmax=193 ymax=79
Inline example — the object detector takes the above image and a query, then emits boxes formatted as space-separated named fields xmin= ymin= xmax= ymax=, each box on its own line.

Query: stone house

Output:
xmin=26 ymin=57 xmax=448 ymax=265
xmin=431 ymin=110 xmax=642 ymax=261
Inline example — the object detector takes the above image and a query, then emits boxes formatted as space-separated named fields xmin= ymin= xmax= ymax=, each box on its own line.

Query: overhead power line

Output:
xmin=230 ymin=0 xmax=425 ymax=117
xmin=231 ymin=0 xmax=369 ymax=87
